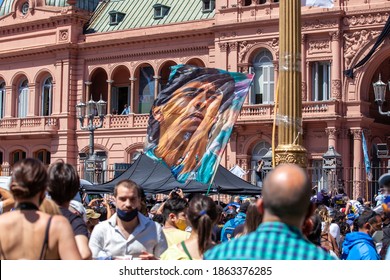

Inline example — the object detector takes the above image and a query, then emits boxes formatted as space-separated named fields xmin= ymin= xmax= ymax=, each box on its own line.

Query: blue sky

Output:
xmin=0 ymin=0 xmax=3 ymax=6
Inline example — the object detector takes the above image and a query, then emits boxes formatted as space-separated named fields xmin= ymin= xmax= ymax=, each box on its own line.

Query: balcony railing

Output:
xmin=0 ymin=116 xmax=59 ymax=134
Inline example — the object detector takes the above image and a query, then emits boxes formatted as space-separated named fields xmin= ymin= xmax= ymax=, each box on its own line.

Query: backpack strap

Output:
xmin=181 ymin=241 xmax=193 ymax=260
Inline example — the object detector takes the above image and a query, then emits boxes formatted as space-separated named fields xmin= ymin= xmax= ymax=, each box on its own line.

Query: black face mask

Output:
xmin=116 ymin=208 xmax=138 ymax=222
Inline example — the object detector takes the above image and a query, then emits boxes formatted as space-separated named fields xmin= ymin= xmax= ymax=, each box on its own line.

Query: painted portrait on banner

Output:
xmin=145 ymin=64 xmax=253 ymax=185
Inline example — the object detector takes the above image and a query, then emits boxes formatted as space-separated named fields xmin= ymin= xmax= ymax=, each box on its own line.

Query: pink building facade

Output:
xmin=1 ymin=0 xmax=390 ymax=199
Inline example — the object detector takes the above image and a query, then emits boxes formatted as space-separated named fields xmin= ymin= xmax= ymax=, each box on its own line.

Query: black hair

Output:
xmin=146 ymin=65 xmax=236 ymax=148
xmin=162 ymin=197 xmax=188 ymax=221
xmin=47 ymin=160 xmax=80 ymax=205
xmin=356 ymin=209 xmax=380 ymax=229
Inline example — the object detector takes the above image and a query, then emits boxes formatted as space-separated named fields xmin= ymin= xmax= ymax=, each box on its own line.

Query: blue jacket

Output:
xmin=220 ymin=212 xmax=246 ymax=242
xmin=341 ymin=232 xmax=380 ymax=260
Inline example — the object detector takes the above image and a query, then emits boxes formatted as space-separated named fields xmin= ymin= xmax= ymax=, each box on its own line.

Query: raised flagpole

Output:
xmin=274 ymin=0 xmax=307 ymax=168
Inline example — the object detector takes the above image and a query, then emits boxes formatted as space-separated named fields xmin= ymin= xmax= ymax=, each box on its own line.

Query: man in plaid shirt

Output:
xmin=204 ymin=164 xmax=335 ymax=260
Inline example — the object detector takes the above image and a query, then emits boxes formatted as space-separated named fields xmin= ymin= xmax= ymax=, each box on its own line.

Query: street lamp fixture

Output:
xmin=373 ymin=74 xmax=390 ymax=116
xmin=76 ymin=95 xmax=107 ymax=183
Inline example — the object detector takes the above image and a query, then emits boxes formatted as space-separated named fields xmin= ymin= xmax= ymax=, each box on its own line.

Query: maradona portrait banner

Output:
xmin=144 ymin=64 xmax=253 ymax=185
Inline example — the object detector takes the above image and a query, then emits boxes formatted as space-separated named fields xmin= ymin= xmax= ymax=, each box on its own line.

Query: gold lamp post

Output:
xmin=274 ymin=0 xmax=307 ymax=168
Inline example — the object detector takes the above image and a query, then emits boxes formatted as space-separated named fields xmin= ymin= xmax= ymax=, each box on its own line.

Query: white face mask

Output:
xmin=372 ymin=230 xmax=383 ymax=243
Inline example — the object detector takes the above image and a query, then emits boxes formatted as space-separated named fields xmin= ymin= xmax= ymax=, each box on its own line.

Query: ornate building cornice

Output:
xmin=343 ymin=12 xmax=389 ymax=27
xmin=302 ymin=19 xmax=338 ymax=31
xmin=85 ymin=45 xmax=208 ymax=62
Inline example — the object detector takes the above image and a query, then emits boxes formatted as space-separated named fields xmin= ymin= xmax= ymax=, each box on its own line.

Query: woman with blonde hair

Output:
xmin=0 ymin=158 xmax=81 ymax=260
xmin=40 ymin=198 xmax=61 ymax=215
xmin=161 ymin=194 xmax=218 ymax=260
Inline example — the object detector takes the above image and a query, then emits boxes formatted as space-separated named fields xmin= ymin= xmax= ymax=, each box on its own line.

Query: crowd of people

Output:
xmin=0 ymin=158 xmax=389 ymax=260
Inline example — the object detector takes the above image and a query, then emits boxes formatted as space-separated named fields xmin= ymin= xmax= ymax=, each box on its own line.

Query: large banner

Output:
xmin=145 ymin=65 xmax=253 ymax=185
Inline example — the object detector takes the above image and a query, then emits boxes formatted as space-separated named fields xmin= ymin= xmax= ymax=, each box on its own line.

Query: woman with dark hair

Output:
xmin=0 ymin=158 xmax=81 ymax=259
xmin=47 ymin=160 xmax=91 ymax=259
xmin=161 ymin=194 xmax=218 ymax=260
xmin=233 ymin=199 xmax=263 ymax=238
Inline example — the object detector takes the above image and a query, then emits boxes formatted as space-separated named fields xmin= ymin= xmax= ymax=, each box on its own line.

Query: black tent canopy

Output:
xmin=82 ymin=154 xmax=261 ymax=195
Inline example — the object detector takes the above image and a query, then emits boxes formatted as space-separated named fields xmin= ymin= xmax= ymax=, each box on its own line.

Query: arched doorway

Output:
xmin=90 ymin=68 xmax=108 ymax=104
xmin=111 ymin=65 xmax=131 ymax=114
xmin=251 ymin=141 xmax=271 ymax=187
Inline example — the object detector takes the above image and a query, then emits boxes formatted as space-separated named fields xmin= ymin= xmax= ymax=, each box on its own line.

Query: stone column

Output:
xmin=325 ymin=127 xmax=340 ymax=152
xmin=351 ymin=129 xmax=364 ymax=199
xmin=153 ymin=76 xmax=161 ymax=98
xmin=301 ymin=34 xmax=308 ymax=102
xmin=274 ymin=0 xmax=307 ymax=167
xmin=84 ymin=81 xmax=92 ymax=102
xmin=106 ymin=80 xmax=114 ymax=114
xmin=330 ymin=31 xmax=342 ymax=101
xmin=4 ymin=85 xmax=12 ymax=118
xmin=129 ymin=78 xmax=137 ymax=114
xmin=27 ymin=83 xmax=36 ymax=117
xmin=228 ymin=42 xmax=239 ymax=72
xmin=273 ymin=61 xmax=279 ymax=89
xmin=219 ymin=43 xmax=228 ymax=70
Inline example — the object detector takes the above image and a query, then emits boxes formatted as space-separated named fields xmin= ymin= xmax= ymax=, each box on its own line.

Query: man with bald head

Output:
xmin=204 ymin=164 xmax=335 ymax=260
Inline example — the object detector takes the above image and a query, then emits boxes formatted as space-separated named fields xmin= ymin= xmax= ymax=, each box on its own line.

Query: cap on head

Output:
xmin=378 ymin=173 xmax=390 ymax=187
xmin=86 ymin=208 xmax=101 ymax=220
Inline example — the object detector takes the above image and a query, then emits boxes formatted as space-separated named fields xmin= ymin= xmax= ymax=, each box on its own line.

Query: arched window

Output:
xmin=34 ymin=149 xmax=51 ymax=165
xmin=0 ymin=82 xmax=5 ymax=119
xmin=250 ymin=50 xmax=274 ymax=104
xmin=10 ymin=150 xmax=26 ymax=165
xmin=18 ymin=79 xmax=29 ymax=118
xmin=138 ymin=66 xmax=155 ymax=114
xmin=41 ymin=77 xmax=53 ymax=116
xmin=251 ymin=141 xmax=271 ymax=187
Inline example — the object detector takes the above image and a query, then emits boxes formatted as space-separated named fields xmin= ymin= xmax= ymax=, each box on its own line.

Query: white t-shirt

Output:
xmin=329 ymin=223 xmax=341 ymax=247
xmin=349 ymin=200 xmax=364 ymax=215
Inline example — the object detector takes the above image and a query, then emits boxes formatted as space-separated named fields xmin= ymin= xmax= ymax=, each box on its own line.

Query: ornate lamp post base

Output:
xmin=274 ymin=144 xmax=307 ymax=168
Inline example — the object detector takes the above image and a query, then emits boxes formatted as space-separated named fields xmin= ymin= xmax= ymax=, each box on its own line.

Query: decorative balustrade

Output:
xmin=0 ymin=116 xmax=59 ymax=133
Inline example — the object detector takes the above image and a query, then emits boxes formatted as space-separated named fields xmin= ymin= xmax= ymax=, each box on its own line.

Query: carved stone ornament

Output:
xmin=274 ymin=151 xmax=307 ymax=168
xmin=59 ymin=29 xmax=69 ymax=41
xmin=239 ymin=41 xmax=254 ymax=63
xmin=330 ymin=30 xmax=341 ymax=41
xmin=344 ymin=30 xmax=380 ymax=66
xmin=344 ymin=13 xmax=389 ymax=26
xmin=308 ymin=40 xmax=330 ymax=54
xmin=302 ymin=19 xmax=338 ymax=30
xmin=325 ymin=128 xmax=340 ymax=139
xmin=332 ymin=79 xmax=342 ymax=100
xmin=219 ymin=43 xmax=228 ymax=52
xmin=229 ymin=42 xmax=239 ymax=51
xmin=351 ymin=129 xmax=362 ymax=140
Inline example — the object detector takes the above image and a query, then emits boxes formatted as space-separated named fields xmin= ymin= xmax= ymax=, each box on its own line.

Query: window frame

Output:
xmin=250 ymin=50 xmax=275 ymax=105
xmin=41 ymin=77 xmax=53 ymax=116
xmin=0 ymin=82 xmax=5 ymax=119
xmin=18 ymin=79 xmax=29 ymax=118
xmin=311 ymin=61 xmax=331 ymax=102
xmin=202 ymin=0 xmax=215 ymax=13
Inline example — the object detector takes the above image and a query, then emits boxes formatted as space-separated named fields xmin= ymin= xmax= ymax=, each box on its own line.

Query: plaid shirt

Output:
xmin=204 ymin=221 xmax=336 ymax=260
